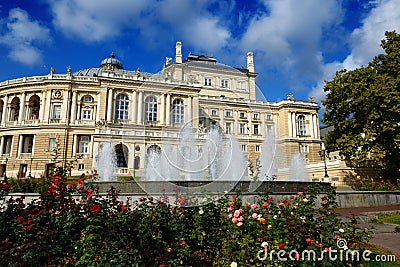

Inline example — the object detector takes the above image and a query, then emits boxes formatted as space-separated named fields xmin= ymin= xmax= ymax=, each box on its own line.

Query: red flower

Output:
xmin=180 ymin=240 xmax=186 ymax=246
xmin=278 ymin=243 xmax=285 ymax=249
xmin=335 ymin=235 xmax=340 ymax=239
xmin=232 ymin=195 xmax=237 ymax=199
xmin=267 ymin=198 xmax=273 ymax=203
xmin=16 ymin=216 xmax=24 ymax=222
xmin=90 ymin=204 xmax=101 ymax=213
xmin=262 ymin=203 xmax=268 ymax=208
xmin=229 ymin=202 xmax=235 ymax=207
xmin=159 ymin=264 xmax=166 ymax=267
xmin=290 ymin=195 xmax=295 ymax=199
xmin=306 ymin=238 xmax=313 ymax=244
xmin=121 ymin=205 xmax=128 ymax=211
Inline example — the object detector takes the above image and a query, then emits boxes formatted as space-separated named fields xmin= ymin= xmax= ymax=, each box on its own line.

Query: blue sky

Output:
xmin=0 ymin=0 xmax=399 ymax=104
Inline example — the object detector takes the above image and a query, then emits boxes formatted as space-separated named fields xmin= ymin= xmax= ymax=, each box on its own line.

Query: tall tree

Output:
xmin=322 ymin=31 xmax=400 ymax=182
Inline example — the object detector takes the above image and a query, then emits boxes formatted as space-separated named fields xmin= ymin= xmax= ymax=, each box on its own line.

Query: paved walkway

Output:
xmin=336 ymin=205 xmax=400 ymax=261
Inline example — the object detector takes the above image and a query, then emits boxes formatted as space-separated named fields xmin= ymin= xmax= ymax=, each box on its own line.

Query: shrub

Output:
xmin=0 ymin=177 xmax=373 ymax=266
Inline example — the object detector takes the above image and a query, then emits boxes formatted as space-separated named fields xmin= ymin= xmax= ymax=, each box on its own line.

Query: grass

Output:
xmin=375 ymin=212 xmax=400 ymax=225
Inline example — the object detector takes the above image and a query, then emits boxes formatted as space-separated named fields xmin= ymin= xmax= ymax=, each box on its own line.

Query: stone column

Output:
xmin=160 ymin=94 xmax=165 ymax=125
xmin=70 ymin=90 xmax=77 ymax=123
xmin=248 ymin=112 xmax=252 ymax=136
xmin=18 ymin=93 xmax=26 ymax=123
xmin=106 ymin=88 xmax=113 ymax=121
xmin=18 ymin=135 xmax=24 ymax=156
xmin=39 ymin=91 xmax=46 ymax=122
xmin=132 ymin=91 xmax=137 ymax=124
xmin=77 ymin=104 xmax=81 ymax=121
xmin=44 ymin=90 xmax=52 ymax=123
xmin=165 ymin=94 xmax=171 ymax=125
xmin=187 ymin=96 xmax=192 ymax=124
xmin=292 ymin=113 xmax=296 ymax=137
xmin=1 ymin=95 xmax=8 ymax=125
xmin=234 ymin=110 xmax=238 ymax=134
xmin=0 ymin=136 xmax=4 ymax=155
xmin=137 ymin=91 xmax=143 ymax=124
xmin=287 ymin=112 xmax=292 ymax=137
xmin=31 ymin=135 xmax=36 ymax=156
xmin=72 ymin=135 xmax=77 ymax=156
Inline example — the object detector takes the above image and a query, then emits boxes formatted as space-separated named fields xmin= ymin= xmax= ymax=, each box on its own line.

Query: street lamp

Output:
xmin=4 ymin=157 xmax=8 ymax=182
xmin=318 ymin=142 xmax=330 ymax=182
xmin=28 ymin=157 xmax=33 ymax=178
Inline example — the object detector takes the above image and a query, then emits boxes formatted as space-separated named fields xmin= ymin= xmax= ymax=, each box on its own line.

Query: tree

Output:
xmin=322 ymin=31 xmax=400 ymax=182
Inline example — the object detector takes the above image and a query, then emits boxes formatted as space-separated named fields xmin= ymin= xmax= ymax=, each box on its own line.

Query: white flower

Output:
xmin=268 ymin=224 xmax=272 ymax=229
xmin=230 ymin=262 xmax=238 ymax=267
xmin=261 ymin=241 xmax=269 ymax=248
xmin=273 ymin=215 xmax=277 ymax=219
xmin=339 ymin=228 xmax=345 ymax=233
xmin=303 ymin=198 xmax=309 ymax=202
xmin=300 ymin=216 xmax=305 ymax=220
xmin=237 ymin=222 xmax=243 ymax=227
xmin=199 ymin=208 xmax=204 ymax=215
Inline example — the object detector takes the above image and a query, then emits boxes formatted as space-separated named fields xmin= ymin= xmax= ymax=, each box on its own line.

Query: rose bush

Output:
xmin=0 ymin=176 xmax=372 ymax=266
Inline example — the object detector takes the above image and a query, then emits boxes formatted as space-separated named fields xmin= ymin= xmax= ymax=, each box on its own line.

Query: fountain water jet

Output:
xmin=96 ymin=142 xmax=117 ymax=182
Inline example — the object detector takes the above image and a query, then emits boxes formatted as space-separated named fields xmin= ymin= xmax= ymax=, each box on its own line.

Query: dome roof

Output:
xmin=99 ymin=52 xmax=123 ymax=70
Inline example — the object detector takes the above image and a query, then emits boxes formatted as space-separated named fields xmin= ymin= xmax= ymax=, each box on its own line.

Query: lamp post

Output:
xmin=4 ymin=157 xmax=8 ymax=182
xmin=318 ymin=142 xmax=329 ymax=182
xmin=28 ymin=157 xmax=33 ymax=178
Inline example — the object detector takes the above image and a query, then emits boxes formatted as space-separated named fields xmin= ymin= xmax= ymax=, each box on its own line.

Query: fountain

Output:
xmin=144 ymin=125 xmax=247 ymax=183
xmin=95 ymin=142 xmax=117 ymax=182
xmin=288 ymin=153 xmax=310 ymax=181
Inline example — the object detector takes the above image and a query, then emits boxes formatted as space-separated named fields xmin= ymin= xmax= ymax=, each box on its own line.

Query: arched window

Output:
xmin=172 ymin=98 xmax=184 ymax=124
xmin=0 ymin=100 xmax=3 ymax=124
xmin=115 ymin=144 xmax=128 ymax=168
xmin=297 ymin=115 xmax=306 ymax=136
xmin=10 ymin=97 xmax=20 ymax=122
xmin=145 ymin=96 xmax=157 ymax=122
xmin=115 ymin=94 xmax=129 ymax=120
xmin=28 ymin=95 xmax=40 ymax=121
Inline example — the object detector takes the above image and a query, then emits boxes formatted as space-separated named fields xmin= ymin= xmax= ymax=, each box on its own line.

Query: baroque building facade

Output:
xmin=0 ymin=42 xmax=323 ymax=180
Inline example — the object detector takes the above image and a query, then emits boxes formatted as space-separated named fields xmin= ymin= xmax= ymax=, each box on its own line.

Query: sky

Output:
xmin=0 ymin=0 xmax=400 ymax=105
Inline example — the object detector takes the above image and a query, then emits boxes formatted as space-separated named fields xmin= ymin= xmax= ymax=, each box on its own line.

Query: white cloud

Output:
xmin=0 ymin=8 xmax=50 ymax=65
xmin=239 ymin=0 xmax=343 ymax=96
xmin=48 ymin=0 xmax=152 ymax=42
xmin=311 ymin=0 xmax=400 ymax=103
xmin=46 ymin=0 xmax=232 ymax=53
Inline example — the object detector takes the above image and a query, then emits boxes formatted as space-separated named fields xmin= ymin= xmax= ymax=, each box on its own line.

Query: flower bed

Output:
xmin=0 ymin=175 xmax=372 ymax=266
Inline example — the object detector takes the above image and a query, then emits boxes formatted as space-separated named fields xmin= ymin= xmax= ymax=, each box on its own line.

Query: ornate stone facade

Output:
xmin=0 ymin=42 xmax=322 ymax=179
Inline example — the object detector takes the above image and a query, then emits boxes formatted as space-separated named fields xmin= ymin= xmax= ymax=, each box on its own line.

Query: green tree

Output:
xmin=322 ymin=31 xmax=400 ymax=182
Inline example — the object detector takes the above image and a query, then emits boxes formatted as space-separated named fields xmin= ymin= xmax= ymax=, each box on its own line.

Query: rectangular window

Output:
xmin=82 ymin=109 xmax=92 ymax=120
xmin=225 ymin=110 xmax=232 ymax=117
xmin=253 ymin=113 xmax=259 ymax=120
xmin=301 ymin=145 xmax=309 ymax=153
xmin=78 ymin=164 xmax=85 ymax=171
xmin=53 ymin=105 xmax=61 ymax=119
xmin=78 ymin=136 xmax=90 ymax=154
xmin=239 ymin=123 xmax=246 ymax=134
xmin=253 ymin=124 xmax=259 ymax=135
xmin=22 ymin=135 xmax=34 ymax=153
xmin=221 ymin=79 xmax=229 ymax=88
xmin=255 ymin=145 xmax=261 ymax=152
xmin=48 ymin=138 xmax=57 ymax=152
xmin=211 ymin=109 xmax=218 ymax=116
xmin=239 ymin=112 xmax=246 ymax=119
xmin=266 ymin=114 xmax=273 ymax=121
xmin=225 ymin=122 xmax=231 ymax=134
xmin=2 ymin=136 xmax=13 ymax=154
xmin=204 ymin=77 xmax=212 ymax=86
xmin=241 ymin=144 xmax=247 ymax=152
xmin=237 ymin=81 xmax=246 ymax=90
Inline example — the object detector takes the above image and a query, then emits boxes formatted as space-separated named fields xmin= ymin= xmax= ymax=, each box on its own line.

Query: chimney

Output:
xmin=175 ymin=41 xmax=182 ymax=64
xmin=247 ymin=52 xmax=254 ymax=72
